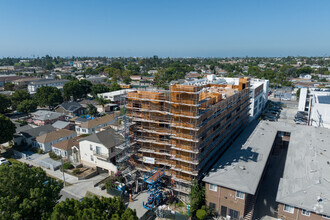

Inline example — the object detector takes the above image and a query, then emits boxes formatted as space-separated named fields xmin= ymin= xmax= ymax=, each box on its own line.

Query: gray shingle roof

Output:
xmin=52 ymin=121 xmax=70 ymax=129
xmin=82 ymin=128 xmax=124 ymax=149
xmin=18 ymin=124 xmax=56 ymax=139
xmin=32 ymin=110 xmax=64 ymax=121
xmin=57 ymin=101 xmax=83 ymax=112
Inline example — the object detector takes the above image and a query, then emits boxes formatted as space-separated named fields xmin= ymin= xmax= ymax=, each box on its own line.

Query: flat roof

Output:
xmin=317 ymin=95 xmax=330 ymax=104
xmin=203 ymin=120 xmax=330 ymax=215
xmin=203 ymin=120 xmax=276 ymax=195
xmin=276 ymin=124 xmax=330 ymax=215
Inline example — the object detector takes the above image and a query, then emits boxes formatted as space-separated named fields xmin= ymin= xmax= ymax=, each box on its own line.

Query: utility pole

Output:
xmin=61 ymin=157 xmax=66 ymax=187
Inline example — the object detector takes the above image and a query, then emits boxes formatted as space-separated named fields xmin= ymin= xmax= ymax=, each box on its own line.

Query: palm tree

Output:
xmin=97 ymin=97 xmax=109 ymax=108
xmin=86 ymin=104 xmax=97 ymax=117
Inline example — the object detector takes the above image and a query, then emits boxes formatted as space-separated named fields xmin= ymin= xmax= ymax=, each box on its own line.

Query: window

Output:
xmin=228 ymin=209 xmax=239 ymax=220
xmin=235 ymin=191 xmax=245 ymax=199
xmin=301 ymin=209 xmax=310 ymax=216
xmin=323 ymin=215 xmax=330 ymax=219
xmin=96 ymin=146 xmax=101 ymax=155
xmin=209 ymin=184 xmax=217 ymax=192
xmin=209 ymin=202 xmax=216 ymax=210
xmin=90 ymin=155 xmax=94 ymax=161
xmin=90 ymin=144 xmax=93 ymax=151
xmin=82 ymin=129 xmax=86 ymax=133
xmin=283 ymin=204 xmax=294 ymax=214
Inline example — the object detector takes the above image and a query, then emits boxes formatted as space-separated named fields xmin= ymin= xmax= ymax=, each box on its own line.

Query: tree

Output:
xmin=11 ymin=90 xmax=30 ymax=110
xmin=109 ymin=82 xmax=121 ymax=92
xmin=35 ymin=86 xmax=63 ymax=108
xmin=0 ymin=94 xmax=11 ymax=114
xmin=91 ymin=84 xmax=110 ymax=97
xmin=17 ymin=99 xmax=37 ymax=114
xmin=97 ymin=97 xmax=109 ymax=107
xmin=4 ymin=82 xmax=14 ymax=91
xmin=63 ymin=80 xmax=84 ymax=100
xmin=0 ymin=114 xmax=16 ymax=144
xmin=189 ymin=180 xmax=205 ymax=217
xmin=79 ymin=79 xmax=93 ymax=95
xmin=86 ymin=104 xmax=97 ymax=116
xmin=45 ymin=63 xmax=55 ymax=70
xmin=50 ymin=196 xmax=137 ymax=220
xmin=196 ymin=209 xmax=207 ymax=220
xmin=0 ymin=163 xmax=62 ymax=219
xmin=122 ymin=69 xmax=132 ymax=85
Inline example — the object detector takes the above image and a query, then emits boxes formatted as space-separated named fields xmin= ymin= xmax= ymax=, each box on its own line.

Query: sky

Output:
xmin=0 ymin=0 xmax=329 ymax=58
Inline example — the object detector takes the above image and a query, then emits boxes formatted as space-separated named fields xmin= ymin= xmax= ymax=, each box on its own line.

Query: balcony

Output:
xmin=93 ymin=150 xmax=109 ymax=159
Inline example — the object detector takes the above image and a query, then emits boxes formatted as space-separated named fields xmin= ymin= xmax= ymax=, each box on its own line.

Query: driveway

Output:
xmin=61 ymin=173 xmax=110 ymax=199
xmin=128 ymin=192 xmax=149 ymax=218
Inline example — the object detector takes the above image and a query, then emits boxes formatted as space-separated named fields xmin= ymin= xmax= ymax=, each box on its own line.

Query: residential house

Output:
xmin=14 ymin=124 xmax=56 ymax=147
xmin=52 ymin=121 xmax=73 ymax=130
xmin=79 ymin=128 xmax=124 ymax=174
xmin=70 ymin=117 xmax=89 ymax=125
xmin=36 ymin=129 xmax=76 ymax=152
xmin=52 ymin=136 xmax=82 ymax=163
xmin=85 ymin=76 xmax=107 ymax=84
xmin=54 ymin=101 xmax=85 ymax=117
xmin=130 ymin=75 xmax=142 ymax=81
xmin=75 ymin=113 xmax=117 ymax=135
xmin=79 ymin=99 xmax=98 ymax=108
xmin=31 ymin=110 xmax=65 ymax=126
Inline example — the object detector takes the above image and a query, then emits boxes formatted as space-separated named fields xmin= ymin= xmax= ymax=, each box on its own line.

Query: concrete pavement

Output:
xmin=17 ymin=157 xmax=111 ymax=199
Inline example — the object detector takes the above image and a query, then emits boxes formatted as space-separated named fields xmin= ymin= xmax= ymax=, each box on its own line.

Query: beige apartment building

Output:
xmin=127 ymin=77 xmax=251 ymax=201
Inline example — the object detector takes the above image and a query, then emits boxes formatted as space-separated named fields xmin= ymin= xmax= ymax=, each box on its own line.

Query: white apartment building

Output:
xmin=28 ymin=79 xmax=69 ymax=93
xmin=298 ymin=88 xmax=330 ymax=128
xmin=249 ymin=79 xmax=269 ymax=121
xmin=97 ymin=89 xmax=135 ymax=103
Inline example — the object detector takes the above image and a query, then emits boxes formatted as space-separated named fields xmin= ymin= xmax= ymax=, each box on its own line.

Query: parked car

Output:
xmin=264 ymin=117 xmax=277 ymax=121
xmin=295 ymin=121 xmax=307 ymax=125
xmin=0 ymin=158 xmax=9 ymax=165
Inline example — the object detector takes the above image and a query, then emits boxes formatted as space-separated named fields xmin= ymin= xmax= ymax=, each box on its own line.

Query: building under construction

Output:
xmin=127 ymin=76 xmax=251 ymax=201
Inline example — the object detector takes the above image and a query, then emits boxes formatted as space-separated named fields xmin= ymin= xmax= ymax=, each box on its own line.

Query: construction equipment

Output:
xmin=143 ymin=167 xmax=166 ymax=210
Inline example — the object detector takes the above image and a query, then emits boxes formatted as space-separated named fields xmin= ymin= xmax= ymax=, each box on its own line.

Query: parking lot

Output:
xmin=261 ymin=98 xmax=298 ymax=124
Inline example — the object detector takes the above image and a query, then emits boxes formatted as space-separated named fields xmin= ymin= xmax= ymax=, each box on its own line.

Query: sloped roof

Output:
xmin=19 ymin=124 xmax=56 ymax=139
xmin=36 ymin=129 xmax=76 ymax=143
xmin=32 ymin=110 xmax=64 ymax=121
xmin=81 ymin=128 xmax=124 ymax=149
xmin=15 ymin=124 xmax=33 ymax=133
xmin=56 ymin=101 xmax=83 ymax=112
xmin=52 ymin=136 xmax=82 ymax=151
xmin=79 ymin=114 xmax=116 ymax=129
xmin=52 ymin=121 xmax=70 ymax=129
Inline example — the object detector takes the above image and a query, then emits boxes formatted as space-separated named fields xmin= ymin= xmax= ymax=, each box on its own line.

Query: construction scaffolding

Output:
xmin=128 ymin=77 xmax=251 ymax=201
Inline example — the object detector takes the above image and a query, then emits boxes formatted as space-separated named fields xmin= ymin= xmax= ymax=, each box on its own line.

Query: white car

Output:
xmin=0 ymin=158 xmax=9 ymax=165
